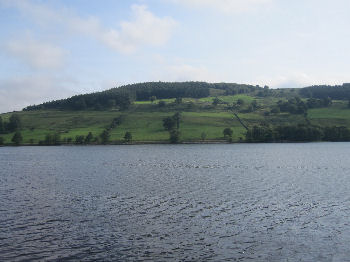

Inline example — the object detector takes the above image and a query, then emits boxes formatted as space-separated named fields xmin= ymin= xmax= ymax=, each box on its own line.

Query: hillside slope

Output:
xmin=1 ymin=82 xmax=350 ymax=145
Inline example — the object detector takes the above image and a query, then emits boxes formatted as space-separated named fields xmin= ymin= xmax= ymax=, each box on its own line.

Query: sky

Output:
xmin=1 ymin=0 xmax=350 ymax=113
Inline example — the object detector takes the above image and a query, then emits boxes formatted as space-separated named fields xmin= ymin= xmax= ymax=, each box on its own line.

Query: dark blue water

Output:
xmin=1 ymin=144 xmax=350 ymax=261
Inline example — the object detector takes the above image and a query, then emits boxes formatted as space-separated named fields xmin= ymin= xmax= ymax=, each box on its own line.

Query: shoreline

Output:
xmin=1 ymin=140 xmax=348 ymax=147
xmin=0 ymin=140 xmax=230 ymax=146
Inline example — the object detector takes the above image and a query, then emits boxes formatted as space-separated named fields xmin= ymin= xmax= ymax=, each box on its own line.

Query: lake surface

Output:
xmin=1 ymin=143 xmax=350 ymax=261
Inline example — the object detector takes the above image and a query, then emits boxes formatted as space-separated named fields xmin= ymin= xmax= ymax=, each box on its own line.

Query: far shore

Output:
xmin=1 ymin=140 xmax=347 ymax=147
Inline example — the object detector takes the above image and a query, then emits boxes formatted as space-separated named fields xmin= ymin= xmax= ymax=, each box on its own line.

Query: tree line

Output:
xmin=38 ymin=130 xmax=132 ymax=146
xmin=270 ymin=97 xmax=332 ymax=115
xmin=246 ymin=124 xmax=350 ymax=142
xmin=300 ymin=83 xmax=350 ymax=100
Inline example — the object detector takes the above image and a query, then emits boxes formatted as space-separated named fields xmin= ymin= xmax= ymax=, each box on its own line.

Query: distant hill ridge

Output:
xmin=23 ymin=81 xmax=350 ymax=111
xmin=23 ymin=81 xmax=262 ymax=111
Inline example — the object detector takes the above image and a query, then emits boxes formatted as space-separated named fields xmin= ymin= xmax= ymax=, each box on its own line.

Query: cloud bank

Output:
xmin=6 ymin=38 xmax=65 ymax=69
xmin=1 ymin=1 xmax=177 ymax=54
xmin=169 ymin=0 xmax=273 ymax=13
xmin=0 ymin=76 xmax=77 ymax=113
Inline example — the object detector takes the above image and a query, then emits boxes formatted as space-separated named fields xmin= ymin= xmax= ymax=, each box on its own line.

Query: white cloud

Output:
xmin=117 ymin=5 xmax=177 ymax=52
xmin=153 ymin=57 xmax=219 ymax=82
xmin=165 ymin=64 xmax=216 ymax=81
xmin=267 ymin=74 xmax=313 ymax=89
xmin=257 ymin=72 xmax=349 ymax=89
xmin=1 ymin=1 xmax=177 ymax=54
xmin=169 ymin=0 xmax=273 ymax=13
xmin=86 ymin=4 xmax=177 ymax=53
xmin=6 ymin=38 xmax=65 ymax=69
xmin=0 ymin=75 xmax=79 ymax=113
xmin=0 ymin=73 xmax=124 ymax=113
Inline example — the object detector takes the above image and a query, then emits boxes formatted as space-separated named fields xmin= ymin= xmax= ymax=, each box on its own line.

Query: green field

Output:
xmin=308 ymin=102 xmax=350 ymax=126
xmin=1 ymin=94 xmax=350 ymax=145
xmin=0 ymin=110 xmax=247 ymax=143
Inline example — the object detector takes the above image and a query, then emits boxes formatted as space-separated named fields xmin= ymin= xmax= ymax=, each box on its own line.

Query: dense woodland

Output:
xmin=246 ymin=124 xmax=350 ymax=142
xmin=300 ymin=83 xmax=350 ymax=100
xmin=24 ymin=92 xmax=131 ymax=111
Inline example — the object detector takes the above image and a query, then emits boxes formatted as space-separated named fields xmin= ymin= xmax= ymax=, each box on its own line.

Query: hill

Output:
xmin=22 ymin=82 xmax=260 ymax=111
xmin=1 ymin=82 xmax=350 ymax=145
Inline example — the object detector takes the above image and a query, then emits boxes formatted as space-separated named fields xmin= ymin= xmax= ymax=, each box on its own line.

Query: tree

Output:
xmin=52 ymin=133 xmax=61 ymax=145
xmin=124 ymin=131 xmax=132 ymax=142
xmin=237 ymin=99 xmax=244 ymax=106
xmin=150 ymin=96 xmax=157 ymax=103
xmin=85 ymin=132 xmax=93 ymax=144
xmin=107 ymin=99 xmax=116 ymax=109
xmin=100 ymin=129 xmax=110 ymax=144
xmin=173 ymin=112 xmax=181 ymax=129
xmin=251 ymin=100 xmax=258 ymax=109
xmin=110 ymin=116 xmax=123 ymax=128
xmin=223 ymin=128 xmax=233 ymax=138
xmin=74 ymin=97 xmax=87 ymax=110
xmin=162 ymin=113 xmax=181 ymax=131
xmin=277 ymin=98 xmax=307 ymax=115
xmin=169 ymin=129 xmax=180 ymax=143
xmin=163 ymin=117 xmax=176 ymax=131
xmin=75 ymin=135 xmax=85 ymax=144
xmin=0 ymin=116 xmax=4 ymax=133
xmin=7 ymin=114 xmax=21 ymax=132
xmin=201 ymin=132 xmax=207 ymax=141
xmin=246 ymin=125 xmax=274 ymax=142
xmin=11 ymin=131 xmax=23 ymax=145
xmin=322 ymin=97 xmax=332 ymax=107
xmin=94 ymin=103 xmax=103 ymax=111
xmin=44 ymin=133 xmax=61 ymax=145
xmin=0 ymin=137 xmax=4 ymax=145
xmin=212 ymin=97 xmax=221 ymax=106
xmin=247 ymin=100 xmax=258 ymax=112
xmin=118 ymin=96 xmax=131 ymax=110
xmin=324 ymin=126 xmax=350 ymax=141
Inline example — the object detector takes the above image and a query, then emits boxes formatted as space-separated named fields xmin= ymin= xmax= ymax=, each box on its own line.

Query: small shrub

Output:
xmin=223 ymin=128 xmax=233 ymax=139
xmin=11 ymin=131 xmax=23 ymax=146
xmin=169 ymin=130 xmax=180 ymax=144
xmin=124 ymin=131 xmax=132 ymax=143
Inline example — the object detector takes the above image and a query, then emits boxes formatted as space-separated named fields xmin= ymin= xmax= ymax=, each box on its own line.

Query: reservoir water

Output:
xmin=1 ymin=143 xmax=350 ymax=261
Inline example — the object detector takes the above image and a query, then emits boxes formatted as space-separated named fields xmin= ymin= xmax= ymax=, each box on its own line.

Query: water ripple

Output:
xmin=1 ymin=144 xmax=350 ymax=261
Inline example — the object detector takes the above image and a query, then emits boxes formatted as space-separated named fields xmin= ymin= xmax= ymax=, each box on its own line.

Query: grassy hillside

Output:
xmin=1 ymin=89 xmax=350 ymax=145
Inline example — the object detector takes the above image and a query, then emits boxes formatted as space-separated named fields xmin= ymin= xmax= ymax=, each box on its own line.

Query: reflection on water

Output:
xmin=1 ymin=143 xmax=350 ymax=261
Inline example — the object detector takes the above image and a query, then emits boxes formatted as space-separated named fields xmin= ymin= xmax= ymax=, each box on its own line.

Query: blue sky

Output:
xmin=1 ymin=0 xmax=350 ymax=112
